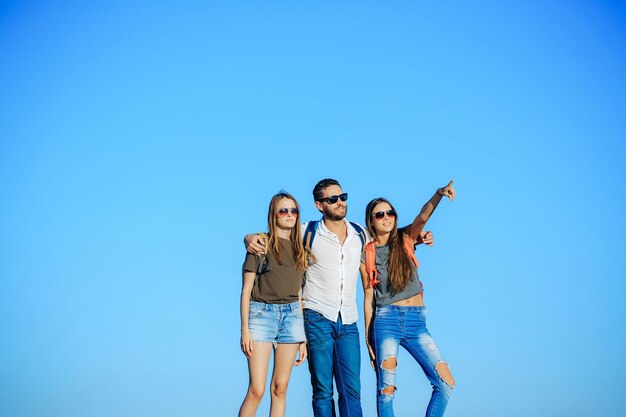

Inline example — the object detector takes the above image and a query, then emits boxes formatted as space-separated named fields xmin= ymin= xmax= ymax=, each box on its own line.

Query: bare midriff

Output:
xmin=391 ymin=293 xmax=424 ymax=307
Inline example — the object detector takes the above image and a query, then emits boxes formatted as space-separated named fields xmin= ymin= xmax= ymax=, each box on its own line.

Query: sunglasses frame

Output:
xmin=276 ymin=207 xmax=299 ymax=218
xmin=317 ymin=193 xmax=348 ymax=204
xmin=373 ymin=210 xmax=397 ymax=220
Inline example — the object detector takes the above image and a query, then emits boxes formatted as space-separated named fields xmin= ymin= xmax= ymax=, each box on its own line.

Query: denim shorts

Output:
xmin=248 ymin=300 xmax=306 ymax=344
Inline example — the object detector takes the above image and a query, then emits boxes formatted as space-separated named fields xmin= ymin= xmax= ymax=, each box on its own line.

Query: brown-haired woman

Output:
xmin=360 ymin=180 xmax=456 ymax=417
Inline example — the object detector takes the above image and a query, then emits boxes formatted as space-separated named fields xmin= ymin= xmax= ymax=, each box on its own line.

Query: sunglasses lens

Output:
xmin=374 ymin=210 xmax=397 ymax=220
xmin=277 ymin=208 xmax=298 ymax=217
xmin=320 ymin=193 xmax=348 ymax=204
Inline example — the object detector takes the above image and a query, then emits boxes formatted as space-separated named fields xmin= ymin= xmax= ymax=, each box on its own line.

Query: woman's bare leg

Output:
xmin=269 ymin=343 xmax=299 ymax=417
xmin=238 ymin=342 xmax=274 ymax=417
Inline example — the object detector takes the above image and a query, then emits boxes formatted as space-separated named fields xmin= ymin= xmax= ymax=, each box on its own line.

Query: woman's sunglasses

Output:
xmin=317 ymin=193 xmax=348 ymax=204
xmin=373 ymin=210 xmax=397 ymax=220
xmin=276 ymin=208 xmax=299 ymax=217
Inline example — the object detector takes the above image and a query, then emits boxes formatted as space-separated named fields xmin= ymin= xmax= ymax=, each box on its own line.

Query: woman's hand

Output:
xmin=438 ymin=179 xmax=456 ymax=201
xmin=240 ymin=329 xmax=254 ymax=358
xmin=294 ymin=342 xmax=307 ymax=366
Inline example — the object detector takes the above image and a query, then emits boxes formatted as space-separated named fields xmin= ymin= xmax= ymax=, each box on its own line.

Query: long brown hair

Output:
xmin=365 ymin=197 xmax=414 ymax=293
xmin=267 ymin=192 xmax=308 ymax=271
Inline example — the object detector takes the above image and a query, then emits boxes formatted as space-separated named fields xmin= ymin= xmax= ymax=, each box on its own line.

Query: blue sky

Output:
xmin=1 ymin=1 xmax=625 ymax=416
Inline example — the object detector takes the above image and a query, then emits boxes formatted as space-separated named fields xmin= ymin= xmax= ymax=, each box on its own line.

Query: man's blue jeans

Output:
xmin=304 ymin=309 xmax=363 ymax=417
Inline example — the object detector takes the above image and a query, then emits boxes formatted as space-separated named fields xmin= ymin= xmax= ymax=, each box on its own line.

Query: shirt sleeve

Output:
xmin=242 ymin=252 xmax=259 ymax=273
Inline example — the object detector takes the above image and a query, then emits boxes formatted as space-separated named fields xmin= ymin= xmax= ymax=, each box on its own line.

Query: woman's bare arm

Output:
xmin=360 ymin=263 xmax=376 ymax=370
xmin=405 ymin=179 xmax=456 ymax=241
xmin=240 ymin=270 xmax=256 ymax=358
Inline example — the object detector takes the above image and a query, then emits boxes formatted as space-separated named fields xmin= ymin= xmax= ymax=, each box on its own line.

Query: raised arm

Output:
xmin=360 ymin=263 xmax=376 ymax=370
xmin=405 ymin=179 xmax=456 ymax=241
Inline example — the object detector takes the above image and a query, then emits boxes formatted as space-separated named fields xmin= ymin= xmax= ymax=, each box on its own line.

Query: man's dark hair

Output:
xmin=313 ymin=178 xmax=341 ymax=201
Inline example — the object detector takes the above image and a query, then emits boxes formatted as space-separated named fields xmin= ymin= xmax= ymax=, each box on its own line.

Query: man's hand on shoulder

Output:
xmin=416 ymin=231 xmax=434 ymax=246
xmin=244 ymin=233 xmax=266 ymax=254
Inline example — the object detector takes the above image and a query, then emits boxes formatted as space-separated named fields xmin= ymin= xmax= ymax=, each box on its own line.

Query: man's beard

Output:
xmin=324 ymin=205 xmax=347 ymax=221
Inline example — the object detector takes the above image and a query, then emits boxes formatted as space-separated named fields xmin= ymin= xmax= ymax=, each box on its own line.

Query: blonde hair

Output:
xmin=267 ymin=192 xmax=309 ymax=271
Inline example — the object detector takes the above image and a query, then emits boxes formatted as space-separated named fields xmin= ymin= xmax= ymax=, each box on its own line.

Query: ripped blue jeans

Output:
xmin=372 ymin=305 xmax=452 ymax=417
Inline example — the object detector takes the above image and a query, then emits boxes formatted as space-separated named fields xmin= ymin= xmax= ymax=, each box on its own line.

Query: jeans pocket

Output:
xmin=375 ymin=306 xmax=390 ymax=318
xmin=249 ymin=304 xmax=265 ymax=319
xmin=304 ymin=309 xmax=324 ymax=322
xmin=292 ymin=304 xmax=304 ymax=319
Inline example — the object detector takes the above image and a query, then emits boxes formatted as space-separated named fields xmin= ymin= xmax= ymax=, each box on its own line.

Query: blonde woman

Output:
xmin=239 ymin=192 xmax=308 ymax=417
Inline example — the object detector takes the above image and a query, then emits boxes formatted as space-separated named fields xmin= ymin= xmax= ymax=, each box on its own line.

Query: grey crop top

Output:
xmin=362 ymin=244 xmax=423 ymax=306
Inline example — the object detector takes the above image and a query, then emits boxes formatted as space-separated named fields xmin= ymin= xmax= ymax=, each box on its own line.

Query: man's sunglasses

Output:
xmin=373 ymin=210 xmax=397 ymax=220
xmin=317 ymin=193 xmax=348 ymax=204
xmin=276 ymin=208 xmax=299 ymax=217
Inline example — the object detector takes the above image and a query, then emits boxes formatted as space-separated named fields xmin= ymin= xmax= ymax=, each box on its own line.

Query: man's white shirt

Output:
xmin=301 ymin=219 xmax=371 ymax=324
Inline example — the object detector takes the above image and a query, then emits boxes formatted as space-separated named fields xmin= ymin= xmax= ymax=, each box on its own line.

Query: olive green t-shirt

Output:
xmin=243 ymin=237 xmax=303 ymax=304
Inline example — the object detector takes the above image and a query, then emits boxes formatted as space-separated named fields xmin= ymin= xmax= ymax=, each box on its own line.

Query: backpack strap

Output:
xmin=256 ymin=233 xmax=270 ymax=275
xmin=303 ymin=221 xmax=319 ymax=250
xmin=364 ymin=241 xmax=379 ymax=287
xmin=304 ymin=220 xmax=366 ymax=249
xmin=349 ymin=221 xmax=366 ymax=247
xmin=366 ymin=236 xmax=421 ymax=290
xmin=403 ymin=234 xmax=424 ymax=297
xmin=403 ymin=234 xmax=419 ymax=268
